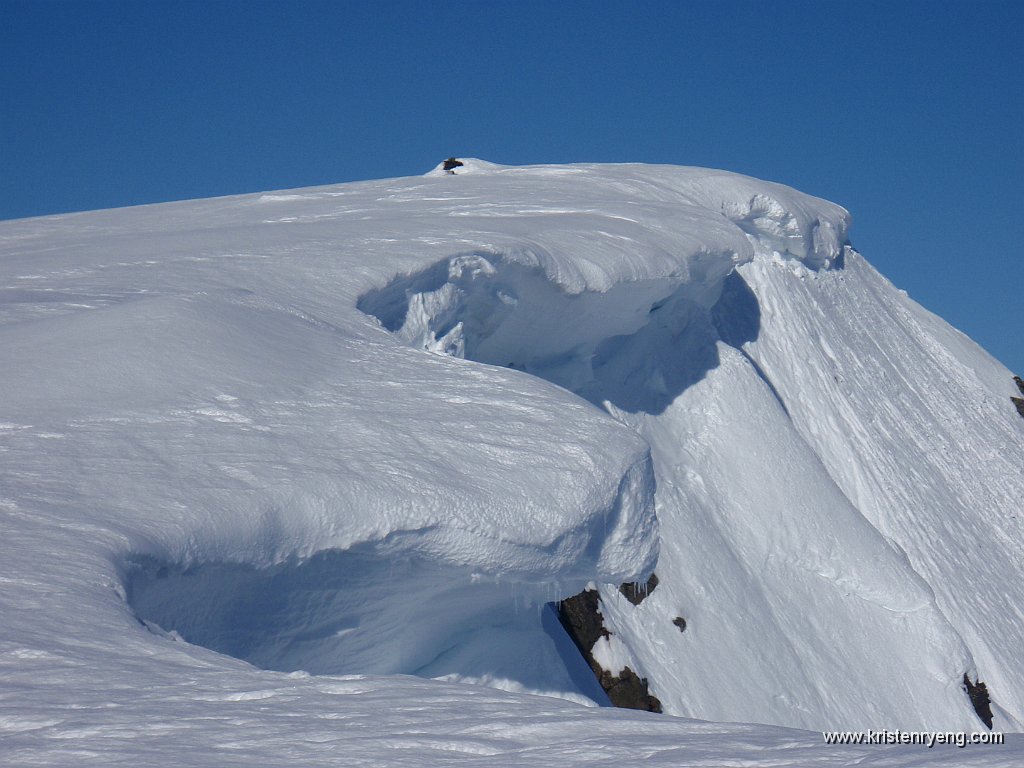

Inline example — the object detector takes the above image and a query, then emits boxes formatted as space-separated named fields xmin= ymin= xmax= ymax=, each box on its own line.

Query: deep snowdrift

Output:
xmin=2 ymin=160 xmax=1021 ymax=764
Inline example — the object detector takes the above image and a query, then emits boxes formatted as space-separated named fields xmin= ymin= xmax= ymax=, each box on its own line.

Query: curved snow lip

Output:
xmin=118 ymin=445 xmax=657 ymax=685
xmin=420 ymin=160 xmax=850 ymax=273
xmin=121 ymin=453 xmax=656 ymax=687
xmin=721 ymin=192 xmax=848 ymax=270
xmin=124 ymin=544 xmax=551 ymax=678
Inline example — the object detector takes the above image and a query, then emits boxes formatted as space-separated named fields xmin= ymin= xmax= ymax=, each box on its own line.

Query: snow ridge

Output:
xmin=2 ymin=160 xmax=1021 ymax=765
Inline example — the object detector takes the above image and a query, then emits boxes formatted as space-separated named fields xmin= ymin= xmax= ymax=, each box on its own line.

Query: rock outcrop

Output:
xmin=619 ymin=573 xmax=659 ymax=606
xmin=556 ymin=588 xmax=662 ymax=712
xmin=963 ymin=673 xmax=994 ymax=729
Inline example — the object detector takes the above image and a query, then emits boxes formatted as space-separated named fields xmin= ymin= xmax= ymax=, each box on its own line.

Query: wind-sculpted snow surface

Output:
xmin=361 ymin=166 xmax=1024 ymax=734
xmin=584 ymin=249 xmax=1024 ymax=733
xmin=1 ymin=160 xmax=1021 ymax=764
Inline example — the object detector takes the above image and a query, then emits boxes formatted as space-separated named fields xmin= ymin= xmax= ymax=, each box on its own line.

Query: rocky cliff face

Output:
xmin=556 ymin=586 xmax=662 ymax=712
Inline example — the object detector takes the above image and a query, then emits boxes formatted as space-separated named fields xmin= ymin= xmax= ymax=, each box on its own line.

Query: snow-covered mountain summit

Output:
xmin=1 ymin=160 xmax=1021 ymax=764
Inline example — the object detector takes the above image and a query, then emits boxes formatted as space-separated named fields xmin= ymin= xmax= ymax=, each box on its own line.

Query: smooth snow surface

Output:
xmin=2 ymin=160 xmax=1022 ymax=764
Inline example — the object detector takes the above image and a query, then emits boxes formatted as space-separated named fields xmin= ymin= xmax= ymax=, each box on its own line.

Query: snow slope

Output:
xmin=589 ymin=235 xmax=1024 ymax=733
xmin=1 ymin=160 xmax=1021 ymax=763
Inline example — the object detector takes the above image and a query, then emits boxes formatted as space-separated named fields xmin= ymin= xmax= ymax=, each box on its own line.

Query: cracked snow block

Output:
xmin=963 ymin=673 xmax=994 ymax=729
xmin=619 ymin=572 xmax=659 ymax=605
xmin=557 ymin=588 xmax=662 ymax=712
xmin=357 ymin=249 xmax=746 ymax=415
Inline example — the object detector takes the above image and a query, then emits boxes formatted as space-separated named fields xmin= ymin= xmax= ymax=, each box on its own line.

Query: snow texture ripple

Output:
xmin=1 ymin=159 xmax=1021 ymax=764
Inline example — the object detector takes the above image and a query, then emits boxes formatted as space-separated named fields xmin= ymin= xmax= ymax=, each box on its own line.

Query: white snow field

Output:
xmin=2 ymin=159 xmax=1022 ymax=765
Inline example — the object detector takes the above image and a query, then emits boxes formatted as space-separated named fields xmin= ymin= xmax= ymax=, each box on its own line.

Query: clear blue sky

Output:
xmin=2 ymin=0 xmax=1022 ymax=374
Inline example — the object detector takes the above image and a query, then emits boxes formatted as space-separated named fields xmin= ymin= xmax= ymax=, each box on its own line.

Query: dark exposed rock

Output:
xmin=556 ymin=588 xmax=662 ymax=712
xmin=600 ymin=666 xmax=663 ymax=712
xmin=1011 ymin=377 xmax=1024 ymax=418
xmin=442 ymin=157 xmax=464 ymax=173
xmin=1012 ymin=396 xmax=1024 ymax=419
xmin=557 ymin=588 xmax=609 ymax=650
xmin=963 ymin=673 xmax=994 ymax=729
xmin=672 ymin=616 xmax=687 ymax=632
xmin=619 ymin=572 xmax=659 ymax=605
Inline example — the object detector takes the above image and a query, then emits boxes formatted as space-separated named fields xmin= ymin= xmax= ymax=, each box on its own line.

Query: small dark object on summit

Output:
xmin=443 ymin=157 xmax=464 ymax=173
xmin=672 ymin=616 xmax=687 ymax=632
